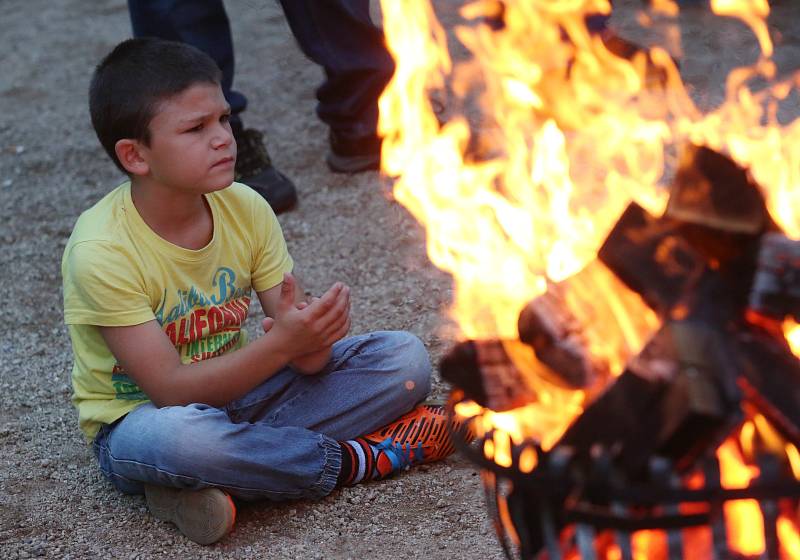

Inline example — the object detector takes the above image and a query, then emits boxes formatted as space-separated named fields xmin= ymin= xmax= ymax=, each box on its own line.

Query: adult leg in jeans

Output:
xmin=92 ymin=331 xmax=431 ymax=502
xmin=127 ymin=0 xmax=246 ymax=121
xmin=126 ymin=0 xmax=298 ymax=213
xmin=278 ymin=0 xmax=395 ymax=172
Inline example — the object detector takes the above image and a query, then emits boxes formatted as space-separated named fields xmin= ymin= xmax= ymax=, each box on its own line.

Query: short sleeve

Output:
xmin=63 ymin=240 xmax=155 ymax=326
xmin=250 ymin=195 xmax=293 ymax=292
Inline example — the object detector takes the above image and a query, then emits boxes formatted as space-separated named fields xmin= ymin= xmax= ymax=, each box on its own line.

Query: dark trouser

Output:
xmin=127 ymin=0 xmax=247 ymax=123
xmin=127 ymin=0 xmax=394 ymax=139
xmin=277 ymin=0 xmax=394 ymax=139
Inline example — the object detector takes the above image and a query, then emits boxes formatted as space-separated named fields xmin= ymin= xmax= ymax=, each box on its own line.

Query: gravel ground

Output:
xmin=1 ymin=1 xmax=799 ymax=559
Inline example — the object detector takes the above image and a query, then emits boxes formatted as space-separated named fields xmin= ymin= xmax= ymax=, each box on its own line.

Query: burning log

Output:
xmin=560 ymin=148 xmax=796 ymax=479
xmin=555 ymin=320 xmax=738 ymax=479
xmin=516 ymin=259 xmax=655 ymax=391
xmin=666 ymin=144 xmax=776 ymax=266
xmin=597 ymin=202 xmax=703 ymax=316
xmin=667 ymin=144 xmax=772 ymax=236
xmin=650 ymin=322 xmax=741 ymax=471
xmin=440 ymin=339 xmax=539 ymax=411
xmin=749 ymin=232 xmax=800 ymax=321
xmin=517 ymin=282 xmax=604 ymax=389
xmin=737 ymin=326 xmax=800 ymax=448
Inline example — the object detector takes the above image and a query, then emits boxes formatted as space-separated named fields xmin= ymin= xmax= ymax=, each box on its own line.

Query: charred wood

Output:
xmin=556 ymin=322 xmax=737 ymax=479
xmin=736 ymin=326 xmax=800 ymax=448
xmin=439 ymin=339 xmax=539 ymax=411
xmin=749 ymin=232 xmax=800 ymax=321
xmin=597 ymin=202 xmax=703 ymax=315
xmin=666 ymin=144 xmax=771 ymax=236
xmin=517 ymin=284 xmax=603 ymax=389
xmin=654 ymin=322 xmax=740 ymax=471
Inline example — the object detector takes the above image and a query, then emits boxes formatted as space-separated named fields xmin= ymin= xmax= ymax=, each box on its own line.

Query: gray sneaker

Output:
xmin=144 ymin=484 xmax=236 ymax=545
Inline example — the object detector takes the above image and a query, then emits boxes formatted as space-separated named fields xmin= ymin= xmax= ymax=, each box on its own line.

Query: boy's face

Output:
xmin=137 ymin=82 xmax=236 ymax=193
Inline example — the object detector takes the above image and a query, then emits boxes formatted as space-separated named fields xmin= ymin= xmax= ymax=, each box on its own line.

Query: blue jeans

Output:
xmin=127 ymin=0 xmax=394 ymax=138
xmin=92 ymin=331 xmax=431 ymax=502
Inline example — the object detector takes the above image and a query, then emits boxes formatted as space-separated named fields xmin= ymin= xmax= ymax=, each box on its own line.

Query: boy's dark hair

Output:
xmin=89 ymin=37 xmax=222 ymax=173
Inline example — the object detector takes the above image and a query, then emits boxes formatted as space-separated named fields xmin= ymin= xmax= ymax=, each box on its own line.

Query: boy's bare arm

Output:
xmin=100 ymin=277 xmax=350 ymax=408
xmin=257 ymin=273 xmax=351 ymax=374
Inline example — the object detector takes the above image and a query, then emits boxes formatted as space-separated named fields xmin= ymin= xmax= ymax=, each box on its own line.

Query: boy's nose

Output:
xmin=212 ymin=123 xmax=233 ymax=149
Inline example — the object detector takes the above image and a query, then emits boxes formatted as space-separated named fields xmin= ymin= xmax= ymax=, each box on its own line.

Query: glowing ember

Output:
xmin=786 ymin=320 xmax=800 ymax=356
xmin=718 ymin=438 xmax=765 ymax=555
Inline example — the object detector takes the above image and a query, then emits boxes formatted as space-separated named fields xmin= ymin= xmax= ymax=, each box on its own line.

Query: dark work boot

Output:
xmin=326 ymin=130 xmax=382 ymax=174
xmin=232 ymin=121 xmax=298 ymax=214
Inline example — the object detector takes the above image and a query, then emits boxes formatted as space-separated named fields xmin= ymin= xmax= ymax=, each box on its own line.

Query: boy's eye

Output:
xmin=186 ymin=123 xmax=203 ymax=133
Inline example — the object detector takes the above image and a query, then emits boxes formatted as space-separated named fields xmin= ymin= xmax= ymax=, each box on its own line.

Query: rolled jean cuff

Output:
xmin=313 ymin=435 xmax=342 ymax=498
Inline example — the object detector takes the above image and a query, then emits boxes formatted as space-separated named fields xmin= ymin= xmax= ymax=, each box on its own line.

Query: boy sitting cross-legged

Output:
xmin=62 ymin=37 xmax=465 ymax=545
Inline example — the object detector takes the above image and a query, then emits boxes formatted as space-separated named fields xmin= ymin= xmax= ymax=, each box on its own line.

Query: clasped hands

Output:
xmin=261 ymin=273 xmax=351 ymax=374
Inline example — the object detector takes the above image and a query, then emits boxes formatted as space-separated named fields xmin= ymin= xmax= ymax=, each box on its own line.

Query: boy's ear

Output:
xmin=114 ymin=139 xmax=150 ymax=176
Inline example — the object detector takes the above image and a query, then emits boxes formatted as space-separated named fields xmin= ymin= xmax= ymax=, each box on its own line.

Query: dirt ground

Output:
xmin=1 ymin=1 xmax=799 ymax=559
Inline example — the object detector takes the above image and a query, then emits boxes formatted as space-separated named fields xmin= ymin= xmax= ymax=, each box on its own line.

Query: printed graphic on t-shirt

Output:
xmin=111 ymin=366 xmax=147 ymax=400
xmin=112 ymin=266 xmax=251 ymax=399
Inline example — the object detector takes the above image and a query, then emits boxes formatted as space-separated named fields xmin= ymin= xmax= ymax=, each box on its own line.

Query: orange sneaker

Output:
xmin=362 ymin=403 xmax=473 ymax=479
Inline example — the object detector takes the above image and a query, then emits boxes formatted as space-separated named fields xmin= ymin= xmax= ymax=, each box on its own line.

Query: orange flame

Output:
xmin=718 ymin=438 xmax=765 ymax=555
xmin=378 ymin=0 xmax=800 ymax=336
xmin=710 ymin=0 xmax=772 ymax=57
xmin=780 ymin=516 xmax=800 ymax=560
xmin=786 ymin=319 xmax=800 ymax=356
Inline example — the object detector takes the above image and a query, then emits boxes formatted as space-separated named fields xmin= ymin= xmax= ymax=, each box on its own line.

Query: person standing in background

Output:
xmin=127 ymin=0 xmax=394 ymax=184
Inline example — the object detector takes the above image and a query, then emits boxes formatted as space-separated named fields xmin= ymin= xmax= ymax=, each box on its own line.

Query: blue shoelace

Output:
xmin=374 ymin=437 xmax=425 ymax=472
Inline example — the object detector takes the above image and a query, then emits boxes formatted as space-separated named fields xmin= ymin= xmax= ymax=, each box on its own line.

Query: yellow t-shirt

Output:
xmin=62 ymin=182 xmax=293 ymax=442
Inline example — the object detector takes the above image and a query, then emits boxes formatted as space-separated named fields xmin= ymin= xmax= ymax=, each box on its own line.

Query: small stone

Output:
xmin=2 ymin=179 xmax=11 ymax=188
xmin=14 ymin=145 xmax=25 ymax=154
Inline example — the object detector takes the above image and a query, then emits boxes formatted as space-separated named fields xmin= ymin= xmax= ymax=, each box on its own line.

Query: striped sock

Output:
xmin=336 ymin=439 xmax=380 ymax=486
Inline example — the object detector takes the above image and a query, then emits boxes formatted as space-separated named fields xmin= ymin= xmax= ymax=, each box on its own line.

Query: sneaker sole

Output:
xmin=145 ymin=485 xmax=236 ymax=545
